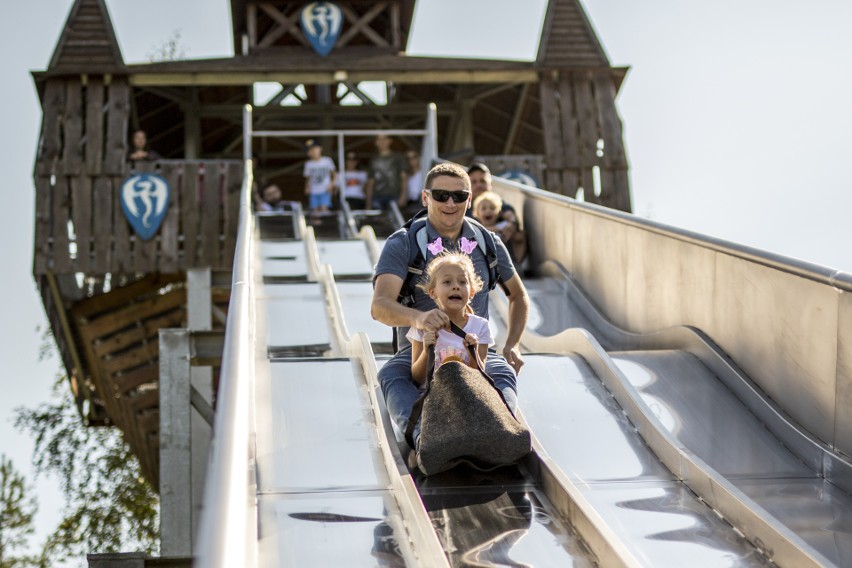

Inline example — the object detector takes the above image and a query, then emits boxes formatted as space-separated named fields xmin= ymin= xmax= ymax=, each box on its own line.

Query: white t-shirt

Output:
xmin=344 ymin=170 xmax=368 ymax=199
xmin=407 ymin=170 xmax=423 ymax=202
xmin=406 ymin=314 xmax=493 ymax=368
xmin=303 ymin=156 xmax=336 ymax=195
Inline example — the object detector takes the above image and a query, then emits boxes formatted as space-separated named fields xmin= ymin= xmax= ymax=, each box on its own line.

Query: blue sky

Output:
xmin=2 ymin=0 xmax=851 ymax=556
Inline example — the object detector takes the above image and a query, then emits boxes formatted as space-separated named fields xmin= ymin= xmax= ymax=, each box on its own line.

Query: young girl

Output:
xmin=473 ymin=191 xmax=527 ymax=267
xmin=406 ymin=252 xmax=493 ymax=385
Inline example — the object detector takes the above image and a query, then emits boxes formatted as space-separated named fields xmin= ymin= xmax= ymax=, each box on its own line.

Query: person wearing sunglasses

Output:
xmin=371 ymin=162 xmax=530 ymax=448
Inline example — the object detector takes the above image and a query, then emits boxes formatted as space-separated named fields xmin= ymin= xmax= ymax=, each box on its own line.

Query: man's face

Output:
xmin=307 ymin=146 xmax=322 ymax=160
xmin=469 ymin=170 xmax=491 ymax=198
xmin=426 ymin=175 xmax=471 ymax=236
xmin=263 ymin=184 xmax=282 ymax=203
xmin=375 ymin=135 xmax=392 ymax=153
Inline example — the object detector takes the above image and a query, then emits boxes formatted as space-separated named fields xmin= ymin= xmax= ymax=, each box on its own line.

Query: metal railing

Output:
xmin=196 ymin=106 xmax=257 ymax=567
xmin=247 ymin=103 xmax=438 ymax=227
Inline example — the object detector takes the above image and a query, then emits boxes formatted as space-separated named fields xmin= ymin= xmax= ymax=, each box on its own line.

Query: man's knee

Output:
xmin=485 ymin=354 xmax=518 ymax=413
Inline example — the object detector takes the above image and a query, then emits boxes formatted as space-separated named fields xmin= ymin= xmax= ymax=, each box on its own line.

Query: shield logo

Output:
xmin=119 ymin=173 xmax=171 ymax=241
xmin=300 ymin=1 xmax=343 ymax=57
xmin=498 ymin=169 xmax=539 ymax=188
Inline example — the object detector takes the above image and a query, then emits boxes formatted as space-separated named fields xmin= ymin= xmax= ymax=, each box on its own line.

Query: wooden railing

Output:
xmin=33 ymin=159 xmax=243 ymax=277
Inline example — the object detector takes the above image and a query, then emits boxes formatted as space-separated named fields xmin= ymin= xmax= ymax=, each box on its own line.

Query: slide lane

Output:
xmin=490 ymin=261 xmax=852 ymax=567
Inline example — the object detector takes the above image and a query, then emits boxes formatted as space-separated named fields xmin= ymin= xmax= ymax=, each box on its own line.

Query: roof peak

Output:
xmin=48 ymin=0 xmax=124 ymax=73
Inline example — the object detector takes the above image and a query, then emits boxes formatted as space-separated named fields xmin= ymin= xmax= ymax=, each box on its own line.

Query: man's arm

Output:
xmin=371 ymin=273 xmax=449 ymax=330
xmin=500 ymin=273 xmax=529 ymax=374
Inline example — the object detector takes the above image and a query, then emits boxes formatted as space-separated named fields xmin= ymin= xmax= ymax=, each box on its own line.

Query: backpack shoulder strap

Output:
xmin=398 ymin=217 xmax=429 ymax=307
xmin=463 ymin=218 xmax=509 ymax=295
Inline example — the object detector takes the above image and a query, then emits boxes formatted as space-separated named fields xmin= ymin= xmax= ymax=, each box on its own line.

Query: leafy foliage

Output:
xmin=14 ymin=378 xmax=159 ymax=565
xmin=146 ymin=29 xmax=186 ymax=62
xmin=0 ymin=455 xmax=38 ymax=568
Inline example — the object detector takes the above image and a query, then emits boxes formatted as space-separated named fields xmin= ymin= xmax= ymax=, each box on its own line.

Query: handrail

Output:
xmin=196 ymin=109 xmax=257 ymax=567
xmin=493 ymin=176 xmax=852 ymax=292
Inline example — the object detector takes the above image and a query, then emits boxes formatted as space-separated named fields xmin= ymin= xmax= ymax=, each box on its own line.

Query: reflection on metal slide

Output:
xmin=198 ymin=164 xmax=851 ymax=567
xmin=491 ymin=260 xmax=852 ymax=567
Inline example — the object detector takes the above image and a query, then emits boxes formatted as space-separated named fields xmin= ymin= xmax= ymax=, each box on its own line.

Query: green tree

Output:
xmin=15 ymin=377 xmax=159 ymax=566
xmin=0 ymin=454 xmax=38 ymax=568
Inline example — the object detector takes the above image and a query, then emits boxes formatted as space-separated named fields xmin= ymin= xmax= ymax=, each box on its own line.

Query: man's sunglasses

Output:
xmin=426 ymin=189 xmax=470 ymax=203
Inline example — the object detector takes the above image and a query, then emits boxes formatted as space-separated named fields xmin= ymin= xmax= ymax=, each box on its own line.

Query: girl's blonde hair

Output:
xmin=417 ymin=251 xmax=483 ymax=297
xmin=473 ymin=191 xmax=503 ymax=213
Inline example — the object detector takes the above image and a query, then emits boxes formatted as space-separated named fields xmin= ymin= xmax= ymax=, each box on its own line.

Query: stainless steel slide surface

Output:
xmin=503 ymin=268 xmax=852 ymax=567
xmin=252 ymin=222 xmax=601 ymax=567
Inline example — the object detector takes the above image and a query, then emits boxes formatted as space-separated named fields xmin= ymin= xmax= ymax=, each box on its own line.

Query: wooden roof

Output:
xmin=48 ymin=0 xmax=124 ymax=73
xmin=116 ymin=49 xmax=541 ymax=86
xmin=537 ymin=0 xmax=609 ymax=67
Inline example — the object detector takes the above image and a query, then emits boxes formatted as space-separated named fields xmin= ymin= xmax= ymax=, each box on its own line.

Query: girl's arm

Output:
xmin=475 ymin=342 xmax=488 ymax=369
xmin=411 ymin=330 xmax=436 ymax=385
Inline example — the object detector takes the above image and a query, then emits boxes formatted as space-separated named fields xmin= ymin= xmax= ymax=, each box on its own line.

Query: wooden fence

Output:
xmin=34 ymin=158 xmax=243 ymax=277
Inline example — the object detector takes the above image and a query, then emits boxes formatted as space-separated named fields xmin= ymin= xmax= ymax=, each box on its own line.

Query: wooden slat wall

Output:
xmin=538 ymin=70 xmax=631 ymax=212
xmin=33 ymin=78 xmax=243 ymax=277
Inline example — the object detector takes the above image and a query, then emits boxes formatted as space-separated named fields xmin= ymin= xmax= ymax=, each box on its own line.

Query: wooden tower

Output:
xmin=32 ymin=0 xmax=631 ymax=486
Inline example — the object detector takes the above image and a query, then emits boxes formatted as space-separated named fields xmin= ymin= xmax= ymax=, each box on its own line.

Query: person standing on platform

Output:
xmin=365 ymin=134 xmax=407 ymax=211
xmin=403 ymin=150 xmax=424 ymax=218
xmin=342 ymin=151 xmax=368 ymax=210
xmin=303 ymin=139 xmax=336 ymax=219
xmin=128 ymin=129 xmax=161 ymax=163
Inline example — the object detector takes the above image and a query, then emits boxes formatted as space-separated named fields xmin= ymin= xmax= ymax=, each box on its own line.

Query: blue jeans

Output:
xmin=378 ymin=346 xmax=518 ymax=448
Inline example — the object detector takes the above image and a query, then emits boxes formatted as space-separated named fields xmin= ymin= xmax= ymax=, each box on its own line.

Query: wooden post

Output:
xmin=184 ymin=87 xmax=202 ymax=160
xmin=159 ymin=328 xmax=192 ymax=557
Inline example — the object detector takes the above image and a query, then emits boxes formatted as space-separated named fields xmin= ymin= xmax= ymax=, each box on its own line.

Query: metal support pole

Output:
xmin=187 ymin=268 xmax=213 ymax=544
xmin=243 ymin=104 xmax=253 ymax=162
xmin=159 ymin=329 xmax=192 ymax=557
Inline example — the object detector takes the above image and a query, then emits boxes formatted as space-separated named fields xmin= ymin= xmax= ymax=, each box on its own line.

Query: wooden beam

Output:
xmin=337 ymin=2 xmax=390 ymax=48
xmin=266 ymin=83 xmax=300 ymax=106
xmin=257 ymin=3 xmax=307 ymax=49
xmin=80 ymin=289 xmax=187 ymax=338
xmin=129 ymin=70 xmax=540 ymax=87
xmin=504 ymin=83 xmax=531 ymax=154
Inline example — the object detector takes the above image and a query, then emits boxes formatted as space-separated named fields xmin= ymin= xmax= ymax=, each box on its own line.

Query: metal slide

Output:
xmin=490 ymin=261 xmax=852 ymax=567
xmin=251 ymin=210 xmax=607 ymax=566
xmin=197 ymin=161 xmax=850 ymax=567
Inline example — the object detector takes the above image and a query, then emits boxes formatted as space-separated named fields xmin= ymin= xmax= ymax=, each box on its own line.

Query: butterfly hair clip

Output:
xmin=426 ymin=236 xmax=478 ymax=256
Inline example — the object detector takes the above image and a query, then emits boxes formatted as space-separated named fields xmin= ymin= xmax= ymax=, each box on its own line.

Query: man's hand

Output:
xmin=503 ymin=344 xmax=524 ymax=375
xmin=413 ymin=308 xmax=449 ymax=333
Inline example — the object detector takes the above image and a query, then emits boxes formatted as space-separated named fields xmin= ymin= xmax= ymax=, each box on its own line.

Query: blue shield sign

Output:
xmin=498 ymin=169 xmax=539 ymax=188
xmin=301 ymin=1 xmax=343 ymax=57
xmin=119 ymin=173 xmax=170 ymax=241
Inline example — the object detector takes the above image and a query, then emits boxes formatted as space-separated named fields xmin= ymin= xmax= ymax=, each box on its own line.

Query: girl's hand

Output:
xmin=464 ymin=333 xmax=479 ymax=347
xmin=423 ymin=331 xmax=437 ymax=346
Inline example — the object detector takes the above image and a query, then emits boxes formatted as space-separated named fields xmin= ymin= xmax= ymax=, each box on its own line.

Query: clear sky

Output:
xmin=2 ymin=0 xmax=851 ymax=556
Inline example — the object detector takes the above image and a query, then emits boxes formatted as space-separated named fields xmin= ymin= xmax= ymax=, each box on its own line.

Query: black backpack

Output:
xmin=390 ymin=209 xmax=510 ymax=352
